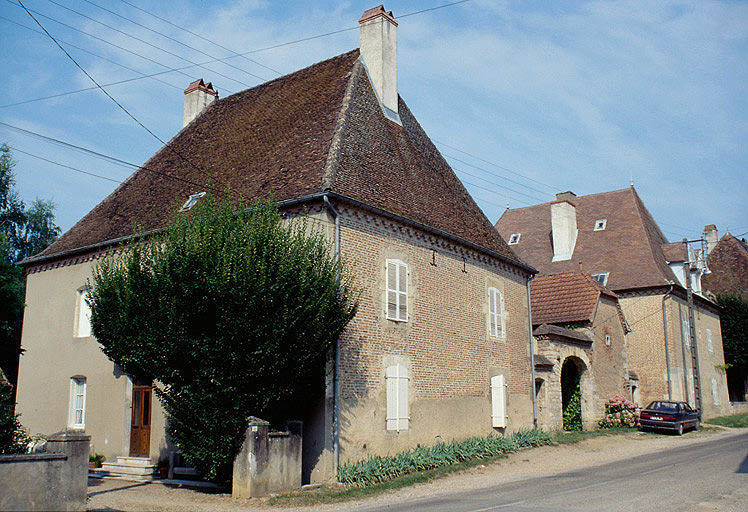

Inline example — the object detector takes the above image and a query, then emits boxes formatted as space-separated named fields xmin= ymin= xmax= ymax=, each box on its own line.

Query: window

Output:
xmin=711 ymin=377 xmax=720 ymax=405
xmin=681 ymin=315 xmax=690 ymax=348
xmin=706 ymin=328 xmax=713 ymax=353
xmin=491 ymin=374 xmax=507 ymax=428
xmin=591 ymin=272 xmax=609 ymax=286
xmin=75 ymin=288 xmax=92 ymax=338
xmin=594 ymin=219 xmax=607 ymax=231
xmin=68 ymin=377 xmax=86 ymax=429
xmin=386 ymin=260 xmax=408 ymax=322
xmin=488 ymin=287 xmax=504 ymax=338
xmin=605 ymin=334 xmax=611 ymax=346
xmin=385 ymin=364 xmax=409 ymax=431
xmin=180 ymin=191 xmax=206 ymax=211
xmin=508 ymin=233 xmax=521 ymax=245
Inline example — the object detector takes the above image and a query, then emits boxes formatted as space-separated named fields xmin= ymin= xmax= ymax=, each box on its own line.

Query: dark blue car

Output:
xmin=639 ymin=401 xmax=700 ymax=435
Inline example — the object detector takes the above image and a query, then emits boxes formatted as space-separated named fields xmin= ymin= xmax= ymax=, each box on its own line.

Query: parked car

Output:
xmin=639 ymin=401 xmax=700 ymax=435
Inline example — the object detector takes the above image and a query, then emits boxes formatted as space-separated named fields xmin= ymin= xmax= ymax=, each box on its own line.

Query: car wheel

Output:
xmin=676 ymin=423 xmax=683 ymax=436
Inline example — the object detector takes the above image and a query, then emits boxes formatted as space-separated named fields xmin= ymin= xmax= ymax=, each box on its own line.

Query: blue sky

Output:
xmin=1 ymin=0 xmax=746 ymax=242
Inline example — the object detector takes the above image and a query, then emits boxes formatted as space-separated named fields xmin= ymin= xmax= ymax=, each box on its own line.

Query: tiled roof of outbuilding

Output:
xmin=530 ymin=271 xmax=616 ymax=325
xmin=662 ymin=242 xmax=687 ymax=263
xmin=29 ymin=50 xmax=521 ymax=268
xmin=702 ymin=233 xmax=748 ymax=299
xmin=496 ymin=187 xmax=679 ymax=291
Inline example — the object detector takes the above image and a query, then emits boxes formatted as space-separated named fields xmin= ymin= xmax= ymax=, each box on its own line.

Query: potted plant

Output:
xmin=89 ymin=453 xmax=105 ymax=469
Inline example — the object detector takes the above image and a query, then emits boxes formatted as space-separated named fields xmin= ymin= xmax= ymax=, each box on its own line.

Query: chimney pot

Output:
xmin=359 ymin=5 xmax=399 ymax=122
xmin=183 ymin=79 xmax=218 ymax=128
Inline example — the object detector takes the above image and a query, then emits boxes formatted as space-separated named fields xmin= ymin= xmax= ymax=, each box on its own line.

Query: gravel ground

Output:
xmin=87 ymin=426 xmax=745 ymax=511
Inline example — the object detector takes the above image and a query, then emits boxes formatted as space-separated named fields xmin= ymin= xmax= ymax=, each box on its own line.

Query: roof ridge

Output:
xmin=322 ymin=59 xmax=363 ymax=191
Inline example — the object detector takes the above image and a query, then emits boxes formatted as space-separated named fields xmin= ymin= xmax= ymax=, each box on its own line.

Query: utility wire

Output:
xmin=9 ymin=146 xmax=122 ymax=184
xmin=452 ymin=165 xmax=545 ymax=204
xmin=116 ymin=0 xmax=282 ymax=76
xmin=79 ymin=0 xmax=270 ymax=82
xmin=15 ymin=0 xmax=238 ymax=200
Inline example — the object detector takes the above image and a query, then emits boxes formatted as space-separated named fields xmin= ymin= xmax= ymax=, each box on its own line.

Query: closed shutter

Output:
xmin=386 ymin=260 xmax=408 ymax=322
xmin=386 ymin=365 xmax=409 ymax=430
xmin=706 ymin=328 xmax=713 ymax=353
xmin=712 ymin=378 xmax=720 ymax=405
xmin=77 ymin=288 xmax=92 ymax=338
xmin=491 ymin=374 xmax=507 ymax=428
xmin=488 ymin=288 xmax=503 ymax=338
xmin=69 ymin=377 xmax=86 ymax=428
xmin=681 ymin=317 xmax=689 ymax=348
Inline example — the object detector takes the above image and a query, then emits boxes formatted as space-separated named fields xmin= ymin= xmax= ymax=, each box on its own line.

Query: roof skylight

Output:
xmin=180 ymin=192 xmax=206 ymax=211
xmin=508 ymin=233 xmax=521 ymax=245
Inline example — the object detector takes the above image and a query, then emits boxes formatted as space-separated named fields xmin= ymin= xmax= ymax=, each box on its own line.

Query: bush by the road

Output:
xmin=337 ymin=429 xmax=552 ymax=486
xmin=599 ymin=396 xmax=640 ymax=429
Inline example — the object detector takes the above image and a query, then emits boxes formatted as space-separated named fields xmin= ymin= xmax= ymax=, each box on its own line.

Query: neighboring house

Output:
xmin=701 ymin=225 xmax=748 ymax=300
xmin=530 ymin=272 xmax=630 ymax=430
xmin=496 ymin=188 xmax=731 ymax=418
xmin=15 ymin=6 xmax=536 ymax=483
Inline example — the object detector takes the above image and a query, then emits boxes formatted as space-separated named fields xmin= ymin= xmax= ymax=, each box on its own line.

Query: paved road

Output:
xmin=359 ymin=432 xmax=748 ymax=512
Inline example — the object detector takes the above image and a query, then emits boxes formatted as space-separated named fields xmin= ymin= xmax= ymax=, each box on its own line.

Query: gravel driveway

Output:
xmin=87 ymin=426 xmax=744 ymax=511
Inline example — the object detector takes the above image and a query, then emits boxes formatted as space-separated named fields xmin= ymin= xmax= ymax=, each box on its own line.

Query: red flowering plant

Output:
xmin=598 ymin=395 xmax=639 ymax=428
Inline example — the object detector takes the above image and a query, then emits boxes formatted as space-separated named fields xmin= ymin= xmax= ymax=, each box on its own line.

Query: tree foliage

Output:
xmin=0 ymin=378 xmax=30 ymax=454
xmin=716 ymin=294 xmax=748 ymax=399
xmin=88 ymin=194 xmax=358 ymax=482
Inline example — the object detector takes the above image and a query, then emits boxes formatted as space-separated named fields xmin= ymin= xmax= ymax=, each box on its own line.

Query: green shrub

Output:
xmin=598 ymin=396 xmax=639 ymax=428
xmin=338 ymin=430 xmax=552 ymax=486
xmin=563 ymin=388 xmax=583 ymax=431
xmin=0 ymin=383 xmax=30 ymax=454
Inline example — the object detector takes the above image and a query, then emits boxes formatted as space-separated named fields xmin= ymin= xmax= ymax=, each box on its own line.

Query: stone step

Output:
xmin=115 ymin=456 xmax=153 ymax=466
xmin=89 ymin=468 xmax=154 ymax=482
xmin=100 ymin=461 xmax=156 ymax=476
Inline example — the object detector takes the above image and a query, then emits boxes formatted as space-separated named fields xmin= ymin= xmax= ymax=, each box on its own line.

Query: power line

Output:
xmin=9 ymin=146 xmax=122 ymax=184
xmin=31 ymin=0 xmax=253 ymax=88
xmin=79 ymin=0 xmax=271 ymax=82
xmin=452 ymin=165 xmax=545 ymax=204
xmin=15 ymin=0 xmax=238 ymax=200
xmin=116 ymin=0 xmax=282 ymax=77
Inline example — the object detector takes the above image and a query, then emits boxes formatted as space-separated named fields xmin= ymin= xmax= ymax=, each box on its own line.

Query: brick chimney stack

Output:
xmin=359 ymin=5 xmax=399 ymax=121
xmin=183 ymin=79 xmax=218 ymax=128
xmin=551 ymin=195 xmax=578 ymax=262
xmin=704 ymin=224 xmax=718 ymax=255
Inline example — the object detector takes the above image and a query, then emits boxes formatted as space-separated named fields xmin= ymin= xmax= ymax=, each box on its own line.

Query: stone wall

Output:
xmin=0 ymin=430 xmax=89 ymax=511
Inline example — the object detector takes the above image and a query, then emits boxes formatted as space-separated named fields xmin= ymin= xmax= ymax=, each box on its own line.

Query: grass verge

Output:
xmin=552 ymin=427 xmax=634 ymax=445
xmin=705 ymin=412 xmax=748 ymax=428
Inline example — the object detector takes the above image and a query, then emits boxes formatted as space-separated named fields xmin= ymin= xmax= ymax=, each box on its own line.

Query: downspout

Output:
xmin=323 ymin=194 xmax=341 ymax=476
xmin=526 ymin=275 xmax=538 ymax=428
xmin=662 ymin=283 xmax=674 ymax=400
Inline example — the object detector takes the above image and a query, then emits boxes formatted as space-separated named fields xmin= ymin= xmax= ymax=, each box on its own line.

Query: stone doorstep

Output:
xmin=89 ymin=469 xmax=155 ymax=482
xmin=100 ymin=459 xmax=157 ymax=476
xmin=115 ymin=456 xmax=154 ymax=466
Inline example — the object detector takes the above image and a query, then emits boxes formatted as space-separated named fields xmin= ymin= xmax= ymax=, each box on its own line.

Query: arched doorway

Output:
xmin=561 ymin=357 xmax=585 ymax=431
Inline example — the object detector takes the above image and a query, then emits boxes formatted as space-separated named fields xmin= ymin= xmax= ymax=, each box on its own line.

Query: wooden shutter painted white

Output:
xmin=707 ymin=328 xmax=713 ymax=353
xmin=712 ymin=377 xmax=720 ymax=405
xmin=488 ymin=288 xmax=497 ymax=337
xmin=491 ymin=374 xmax=507 ymax=428
xmin=496 ymin=290 xmax=504 ymax=338
xmin=386 ymin=364 xmax=409 ymax=430
xmin=386 ymin=260 xmax=408 ymax=322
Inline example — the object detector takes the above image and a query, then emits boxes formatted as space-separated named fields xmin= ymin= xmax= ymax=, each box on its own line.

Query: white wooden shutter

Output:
xmin=488 ymin=288 xmax=497 ymax=337
xmin=707 ymin=328 xmax=713 ymax=353
xmin=386 ymin=364 xmax=409 ymax=430
xmin=77 ymin=288 xmax=92 ymax=338
xmin=69 ymin=377 xmax=86 ymax=428
xmin=386 ymin=260 xmax=408 ymax=322
xmin=712 ymin=378 xmax=720 ymax=405
xmin=681 ymin=317 xmax=689 ymax=347
xmin=496 ymin=290 xmax=504 ymax=338
xmin=491 ymin=374 xmax=507 ymax=428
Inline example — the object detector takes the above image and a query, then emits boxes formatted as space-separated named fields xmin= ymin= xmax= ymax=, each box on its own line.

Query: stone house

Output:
xmin=529 ymin=272 xmax=630 ymax=430
xmin=496 ymin=188 xmax=731 ymax=418
xmin=15 ymin=6 xmax=536 ymax=483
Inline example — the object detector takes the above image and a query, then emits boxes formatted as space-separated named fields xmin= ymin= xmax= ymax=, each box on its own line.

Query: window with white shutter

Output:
xmin=68 ymin=377 xmax=86 ymax=429
xmin=386 ymin=260 xmax=408 ymax=322
xmin=75 ymin=288 xmax=92 ymax=338
xmin=707 ymin=328 xmax=713 ymax=353
xmin=491 ymin=374 xmax=507 ymax=428
xmin=681 ymin=315 xmax=690 ymax=348
xmin=385 ymin=364 xmax=409 ymax=431
xmin=488 ymin=287 xmax=504 ymax=338
xmin=711 ymin=377 xmax=720 ymax=405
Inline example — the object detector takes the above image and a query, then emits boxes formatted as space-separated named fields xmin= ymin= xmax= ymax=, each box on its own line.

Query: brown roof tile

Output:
xmin=662 ymin=242 xmax=687 ymax=263
xmin=532 ymin=323 xmax=593 ymax=344
xmin=31 ymin=50 xmax=521 ymax=267
xmin=496 ymin=187 xmax=679 ymax=291
xmin=702 ymin=233 xmax=748 ymax=299
xmin=530 ymin=271 xmax=615 ymax=325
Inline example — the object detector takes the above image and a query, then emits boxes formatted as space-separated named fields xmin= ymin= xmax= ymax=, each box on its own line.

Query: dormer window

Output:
xmin=594 ymin=219 xmax=607 ymax=231
xmin=508 ymin=233 xmax=521 ymax=245
xmin=591 ymin=272 xmax=609 ymax=286
xmin=180 ymin=192 xmax=206 ymax=211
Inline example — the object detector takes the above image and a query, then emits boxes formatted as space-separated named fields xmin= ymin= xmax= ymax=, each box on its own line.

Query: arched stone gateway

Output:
xmin=561 ymin=357 xmax=584 ymax=430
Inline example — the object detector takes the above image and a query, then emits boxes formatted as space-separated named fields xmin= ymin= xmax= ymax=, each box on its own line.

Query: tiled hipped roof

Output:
xmin=530 ymin=271 xmax=617 ymax=325
xmin=702 ymin=233 xmax=748 ymax=299
xmin=496 ymin=188 xmax=680 ymax=291
xmin=31 ymin=49 xmax=521 ymax=268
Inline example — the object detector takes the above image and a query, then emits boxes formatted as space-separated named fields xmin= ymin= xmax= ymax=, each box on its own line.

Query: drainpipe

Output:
xmin=662 ymin=283 xmax=674 ymax=400
xmin=322 ymin=194 xmax=341 ymax=476
xmin=526 ymin=274 xmax=538 ymax=428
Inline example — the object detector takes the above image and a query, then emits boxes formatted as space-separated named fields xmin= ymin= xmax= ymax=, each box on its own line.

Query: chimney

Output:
xmin=555 ymin=191 xmax=577 ymax=202
xmin=183 ymin=79 xmax=218 ymax=128
xmin=704 ymin=224 xmax=718 ymax=254
xmin=359 ymin=5 xmax=399 ymax=121
xmin=551 ymin=198 xmax=578 ymax=262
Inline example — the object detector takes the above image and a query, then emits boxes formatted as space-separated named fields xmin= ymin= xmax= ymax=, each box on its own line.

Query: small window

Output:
xmin=488 ymin=287 xmax=504 ymax=338
xmin=711 ymin=377 xmax=720 ymax=405
xmin=386 ymin=260 xmax=408 ymax=322
xmin=75 ymin=288 xmax=92 ymax=338
xmin=385 ymin=364 xmax=409 ymax=431
xmin=594 ymin=219 xmax=607 ymax=231
xmin=605 ymin=334 xmax=611 ymax=346
xmin=491 ymin=374 xmax=507 ymax=428
xmin=706 ymin=328 xmax=713 ymax=353
xmin=180 ymin=191 xmax=206 ymax=211
xmin=508 ymin=233 xmax=521 ymax=245
xmin=591 ymin=272 xmax=609 ymax=286
xmin=68 ymin=377 xmax=86 ymax=429
xmin=681 ymin=316 xmax=690 ymax=348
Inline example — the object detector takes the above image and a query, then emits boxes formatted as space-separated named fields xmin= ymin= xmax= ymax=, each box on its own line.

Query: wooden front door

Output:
xmin=129 ymin=386 xmax=152 ymax=457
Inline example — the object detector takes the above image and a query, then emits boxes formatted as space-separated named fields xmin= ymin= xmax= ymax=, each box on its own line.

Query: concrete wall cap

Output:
xmin=246 ymin=416 xmax=270 ymax=426
xmin=48 ymin=430 xmax=90 ymax=442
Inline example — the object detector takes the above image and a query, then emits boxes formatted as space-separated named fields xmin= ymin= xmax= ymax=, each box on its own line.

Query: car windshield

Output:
xmin=646 ymin=401 xmax=679 ymax=412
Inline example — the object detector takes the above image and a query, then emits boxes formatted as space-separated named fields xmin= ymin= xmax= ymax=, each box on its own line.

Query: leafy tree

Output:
xmin=716 ymin=294 xmax=748 ymax=400
xmin=0 ymin=377 xmax=30 ymax=454
xmin=88 ymin=194 xmax=358 ymax=483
